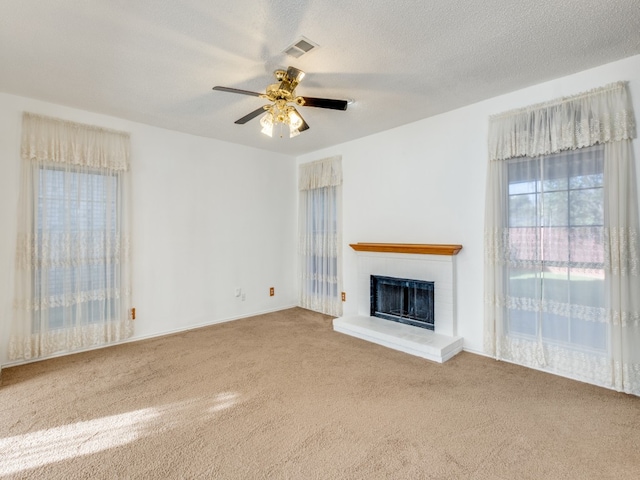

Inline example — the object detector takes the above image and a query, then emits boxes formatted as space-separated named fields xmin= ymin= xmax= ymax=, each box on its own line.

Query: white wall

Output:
xmin=0 ymin=92 xmax=297 ymax=366
xmin=297 ymin=54 xmax=640 ymax=354
xmin=3 ymin=55 xmax=640 ymax=366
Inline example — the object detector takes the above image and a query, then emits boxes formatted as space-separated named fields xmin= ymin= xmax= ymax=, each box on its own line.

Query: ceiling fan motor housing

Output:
xmin=268 ymin=67 xmax=306 ymax=100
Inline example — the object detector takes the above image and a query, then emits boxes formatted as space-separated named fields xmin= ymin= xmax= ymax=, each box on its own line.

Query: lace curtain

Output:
xmin=299 ymin=156 xmax=343 ymax=316
xmin=10 ymin=113 xmax=133 ymax=360
xmin=484 ymin=82 xmax=640 ymax=395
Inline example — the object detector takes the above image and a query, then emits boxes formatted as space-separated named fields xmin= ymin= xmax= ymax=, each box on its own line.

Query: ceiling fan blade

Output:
xmin=213 ymin=86 xmax=262 ymax=97
xmin=234 ymin=106 xmax=268 ymax=124
xmin=301 ymin=97 xmax=348 ymax=111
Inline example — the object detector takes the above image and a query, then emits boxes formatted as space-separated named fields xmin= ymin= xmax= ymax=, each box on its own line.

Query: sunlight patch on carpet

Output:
xmin=209 ymin=392 xmax=239 ymax=413
xmin=0 ymin=408 xmax=160 ymax=476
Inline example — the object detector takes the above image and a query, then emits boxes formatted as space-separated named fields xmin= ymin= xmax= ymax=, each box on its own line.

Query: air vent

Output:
xmin=283 ymin=37 xmax=319 ymax=58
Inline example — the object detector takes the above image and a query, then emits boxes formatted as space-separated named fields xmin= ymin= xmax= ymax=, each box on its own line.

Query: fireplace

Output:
xmin=333 ymin=243 xmax=463 ymax=363
xmin=370 ymin=275 xmax=435 ymax=330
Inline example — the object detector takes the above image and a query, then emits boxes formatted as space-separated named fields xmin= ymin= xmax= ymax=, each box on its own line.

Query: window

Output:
xmin=298 ymin=157 xmax=342 ymax=316
xmin=485 ymin=82 xmax=640 ymax=395
xmin=506 ymin=146 xmax=606 ymax=351
xmin=35 ymin=166 xmax=120 ymax=330
xmin=10 ymin=113 xmax=133 ymax=361
xmin=304 ymin=187 xmax=339 ymax=299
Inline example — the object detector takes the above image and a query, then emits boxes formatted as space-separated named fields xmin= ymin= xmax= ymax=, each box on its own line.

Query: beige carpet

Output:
xmin=1 ymin=308 xmax=639 ymax=479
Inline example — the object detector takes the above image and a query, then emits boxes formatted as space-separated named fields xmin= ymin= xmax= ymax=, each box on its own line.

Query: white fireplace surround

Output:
xmin=333 ymin=245 xmax=463 ymax=363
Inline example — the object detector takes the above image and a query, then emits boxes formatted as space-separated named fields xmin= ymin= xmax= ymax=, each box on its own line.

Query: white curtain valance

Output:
xmin=299 ymin=156 xmax=342 ymax=191
xmin=21 ymin=112 xmax=131 ymax=171
xmin=489 ymin=82 xmax=636 ymax=162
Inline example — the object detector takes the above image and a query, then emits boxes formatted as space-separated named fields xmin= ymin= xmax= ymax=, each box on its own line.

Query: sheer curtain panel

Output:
xmin=485 ymin=82 xmax=640 ymax=395
xmin=10 ymin=113 xmax=133 ymax=360
xmin=299 ymin=156 xmax=343 ymax=316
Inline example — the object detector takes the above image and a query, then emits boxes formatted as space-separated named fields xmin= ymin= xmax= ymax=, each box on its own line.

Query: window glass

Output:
xmin=36 ymin=166 xmax=119 ymax=329
xmin=506 ymin=146 xmax=605 ymax=350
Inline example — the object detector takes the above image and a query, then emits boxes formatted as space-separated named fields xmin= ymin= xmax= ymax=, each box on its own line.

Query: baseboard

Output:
xmin=128 ymin=304 xmax=299 ymax=344
xmin=1 ymin=304 xmax=298 ymax=369
xmin=462 ymin=346 xmax=492 ymax=358
xmin=458 ymin=349 xmax=626 ymax=395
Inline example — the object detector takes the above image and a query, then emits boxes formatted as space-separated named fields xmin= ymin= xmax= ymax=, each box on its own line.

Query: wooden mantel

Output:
xmin=349 ymin=243 xmax=463 ymax=256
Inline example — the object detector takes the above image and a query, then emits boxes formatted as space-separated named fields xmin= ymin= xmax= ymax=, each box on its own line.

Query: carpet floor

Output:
xmin=1 ymin=307 xmax=639 ymax=479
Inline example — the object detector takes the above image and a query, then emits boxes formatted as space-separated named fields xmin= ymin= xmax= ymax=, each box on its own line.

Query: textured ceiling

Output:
xmin=1 ymin=0 xmax=639 ymax=156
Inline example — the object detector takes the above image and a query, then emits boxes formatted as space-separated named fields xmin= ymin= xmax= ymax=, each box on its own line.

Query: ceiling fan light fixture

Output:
xmin=259 ymin=103 xmax=305 ymax=139
xmin=260 ymin=124 xmax=273 ymax=137
xmin=289 ymin=125 xmax=301 ymax=138
xmin=260 ymin=112 xmax=274 ymax=137
xmin=213 ymin=64 xmax=347 ymax=138
xmin=288 ymin=109 xmax=303 ymax=130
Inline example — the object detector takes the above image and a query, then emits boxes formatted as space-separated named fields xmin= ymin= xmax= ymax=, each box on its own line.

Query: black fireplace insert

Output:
xmin=370 ymin=275 xmax=434 ymax=330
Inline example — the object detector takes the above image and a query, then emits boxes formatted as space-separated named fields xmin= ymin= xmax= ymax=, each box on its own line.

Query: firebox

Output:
xmin=370 ymin=275 xmax=435 ymax=330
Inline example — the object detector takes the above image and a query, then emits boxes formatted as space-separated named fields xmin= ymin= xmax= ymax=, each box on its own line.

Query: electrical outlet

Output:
xmin=269 ymin=287 xmax=275 ymax=297
xmin=341 ymin=292 xmax=346 ymax=302
xmin=241 ymin=293 xmax=246 ymax=301
xmin=235 ymin=288 xmax=241 ymax=297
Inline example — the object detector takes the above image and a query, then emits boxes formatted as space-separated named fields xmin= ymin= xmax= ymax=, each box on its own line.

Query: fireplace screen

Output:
xmin=370 ymin=275 xmax=434 ymax=330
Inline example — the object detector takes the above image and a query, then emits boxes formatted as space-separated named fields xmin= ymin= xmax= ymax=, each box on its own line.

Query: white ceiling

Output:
xmin=1 ymin=1 xmax=639 ymax=156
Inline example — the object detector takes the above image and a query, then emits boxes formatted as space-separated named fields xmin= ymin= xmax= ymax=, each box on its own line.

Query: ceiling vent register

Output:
xmin=283 ymin=37 xmax=318 ymax=58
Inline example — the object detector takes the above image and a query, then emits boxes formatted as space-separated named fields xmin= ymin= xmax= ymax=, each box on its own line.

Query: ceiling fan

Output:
xmin=212 ymin=66 xmax=348 ymax=138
